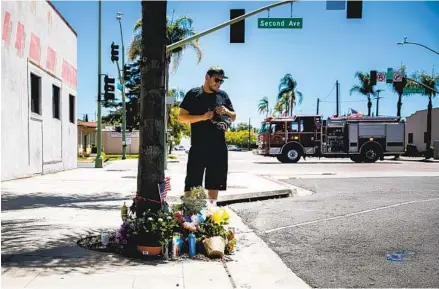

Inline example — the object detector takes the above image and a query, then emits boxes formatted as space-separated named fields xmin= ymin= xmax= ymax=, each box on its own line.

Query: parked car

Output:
xmin=227 ymin=145 xmax=241 ymax=151
xmin=174 ymin=145 xmax=185 ymax=151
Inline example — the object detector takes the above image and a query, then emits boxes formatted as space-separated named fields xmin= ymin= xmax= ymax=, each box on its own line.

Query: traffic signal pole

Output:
xmin=117 ymin=13 xmax=127 ymax=160
xmin=166 ymin=0 xmax=296 ymax=53
xmin=95 ymin=0 xmax=103 ymax=168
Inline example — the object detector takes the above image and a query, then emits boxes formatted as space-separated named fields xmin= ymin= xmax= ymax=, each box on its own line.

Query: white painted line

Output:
xmin=264 ymin=197 xmax=439 ymax=234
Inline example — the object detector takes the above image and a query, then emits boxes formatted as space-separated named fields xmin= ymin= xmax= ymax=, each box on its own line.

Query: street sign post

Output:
xmin=258 ymin=18 xmax=303 ymax=29
xmin=403 ymin=87 xmax=425 ymax=95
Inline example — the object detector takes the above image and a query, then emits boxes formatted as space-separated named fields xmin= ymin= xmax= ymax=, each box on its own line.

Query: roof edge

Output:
xmin=46 ymin=1 xmax=77 ymax=37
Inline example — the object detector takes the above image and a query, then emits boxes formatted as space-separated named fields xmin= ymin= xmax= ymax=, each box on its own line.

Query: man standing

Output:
xmin=178 ymin=66 xmax=236 ymax=205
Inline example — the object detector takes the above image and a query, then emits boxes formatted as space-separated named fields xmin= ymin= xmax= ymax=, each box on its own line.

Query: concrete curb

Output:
xmin=218 ymin=188 xmax=292 ymax=204
xmin=258 ymin=175 xmax=314 ymax=197
xmin=226 ymin=208 xmax=312 ymax=289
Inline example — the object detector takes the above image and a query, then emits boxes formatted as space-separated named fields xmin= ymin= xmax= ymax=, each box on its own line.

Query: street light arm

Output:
xmin=402 ymin=41 xmax=439 ymax=56
xmin=166 ymin=0 xmax=297 ymax=53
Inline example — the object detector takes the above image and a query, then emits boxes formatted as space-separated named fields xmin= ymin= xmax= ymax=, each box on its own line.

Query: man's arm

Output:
xmin=178 ymin=90 xmax=212 ymax=124
xmin=178 ymin=108 xmax=211 ymax=124
xmin=224 ymin=93 xmax=236 ymax=122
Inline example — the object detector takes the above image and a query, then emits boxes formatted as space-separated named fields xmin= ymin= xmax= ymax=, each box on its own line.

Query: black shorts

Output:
xmin=184 ymin=144 xmax=228 ymax=192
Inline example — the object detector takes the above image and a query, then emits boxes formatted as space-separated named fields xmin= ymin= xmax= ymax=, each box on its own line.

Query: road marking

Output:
xmin=264 ymin=197 xmax=439 ymax=234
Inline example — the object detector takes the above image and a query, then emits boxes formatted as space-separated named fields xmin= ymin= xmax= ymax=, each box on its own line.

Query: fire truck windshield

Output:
xmin=258 ymin=122 xmax=269 ymax=134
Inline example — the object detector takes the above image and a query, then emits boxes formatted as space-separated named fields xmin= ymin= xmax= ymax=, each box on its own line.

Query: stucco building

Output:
xmin=405 ymin=107 xmax=439 ymax=153
xmin=1 ymin=1 xmax=78 ymax=181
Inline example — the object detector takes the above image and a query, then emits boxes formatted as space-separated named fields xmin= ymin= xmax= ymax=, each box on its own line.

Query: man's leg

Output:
xmin=205 ymin=144 xmax=228 ymax=204
xmin=184 ymin=146 xmax=205 ymax=197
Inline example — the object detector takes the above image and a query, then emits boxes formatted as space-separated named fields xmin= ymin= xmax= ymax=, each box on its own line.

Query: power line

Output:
xmin=322 ymin=84 xmax=336 ymax=101
xmin=321 ymin=99 xmax=367 ymax=103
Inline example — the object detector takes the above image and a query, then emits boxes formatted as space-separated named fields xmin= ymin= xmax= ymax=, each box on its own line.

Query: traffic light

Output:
xmin=104 ymin=75 xmax=115 ymax=100
xmin=230 ymin=9 xmax=245 ymax=43
xmin=111 ymin=42 xmax=119 ymax=62
xmin=123 ymin=64 xmax=131 ymax=81
xmin=370 ymin=70 xmax=377 ymax=86
xmin=347 ymin=0 xmax=362 ymax=19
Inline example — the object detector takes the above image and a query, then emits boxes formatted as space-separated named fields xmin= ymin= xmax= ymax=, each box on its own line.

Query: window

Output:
xmin=408 ymin=133 xmax=413 ymax=144
xmin=287 ymin=121 xmax=299 ymax=132
xmin=69 ymin=94 xmax=75 ymax=123
xmin=30 ymin=73 xmax=41 ymax=114
xmin=52 ymin=85 xmax=60 ymax=119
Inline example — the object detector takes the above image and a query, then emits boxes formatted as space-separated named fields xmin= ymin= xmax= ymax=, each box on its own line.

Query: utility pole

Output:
xmin=316 ymin=98 xmax=320 ymax=115
xmin=335 ymin=80 xmax=340 ymax=117
xmin=375 ymin=89 xmax=384 ymax=116
xmin=95 ymin=0 xmax=103 ymax=168
xmin=116 ymin=12 xmax=127 ymax=160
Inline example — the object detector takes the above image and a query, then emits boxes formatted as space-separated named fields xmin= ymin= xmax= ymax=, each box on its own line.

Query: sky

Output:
xmin=52 ymin=0 xmax=439 ymax=128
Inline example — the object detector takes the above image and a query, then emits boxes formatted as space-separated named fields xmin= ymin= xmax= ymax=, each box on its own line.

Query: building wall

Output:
xmin=102 ymin=131 xmax=139 ymax=154
xmin=405 ymin=107 xmax=439 ymax=152
xmin=1 ymin=1 xmax=78 ymax=181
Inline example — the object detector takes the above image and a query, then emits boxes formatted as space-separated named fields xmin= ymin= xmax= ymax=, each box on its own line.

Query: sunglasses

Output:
xmin=213 ymin=77 xmax=224 ymax=85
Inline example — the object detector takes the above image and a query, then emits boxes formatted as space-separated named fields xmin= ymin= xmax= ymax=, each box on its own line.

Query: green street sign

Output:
xmin=403 ymin=87 xmax=425 ymax=95
xmin=258 ymin=18 xmax=303 ymax=29
xmin=386 ymin=68 xmax=394 ymax=83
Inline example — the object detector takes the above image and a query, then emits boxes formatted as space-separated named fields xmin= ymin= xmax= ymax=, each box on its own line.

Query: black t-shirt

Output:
xmin=179 ymin=86 xmax=234 ymax=146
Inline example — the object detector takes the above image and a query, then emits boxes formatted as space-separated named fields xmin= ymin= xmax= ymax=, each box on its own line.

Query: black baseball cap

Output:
xmin=207 ymin=66 xmax=228 ymax=79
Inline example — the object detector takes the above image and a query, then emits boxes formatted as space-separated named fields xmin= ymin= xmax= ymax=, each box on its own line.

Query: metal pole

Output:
xmin=95 ymin=0 xmax=103 ymax=168
xmin=316 ymin=98 xmax=320 ymax=115
xmin=166 ymin=0 xmax=296 ymax=53
xmin=335 ymin=80 xmax=339 ymax=117
xmin=248 ymin=117 xmax=251 ymax=151
xmin=399 ymin=40 xmax=439 ymax=56
xmin=117 ymin=13 xmax=127 ymax=160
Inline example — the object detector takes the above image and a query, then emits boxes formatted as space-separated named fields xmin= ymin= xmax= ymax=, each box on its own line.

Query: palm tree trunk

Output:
xmin=426 ymin=96 xmax=433 ymax=157
xmin=367 ymin=95 xmax=372 ymax=116
xmin=396 ymin=92 xmax=402 ymax=118
xmin=137 ymin=0 xmax=168 ymax=214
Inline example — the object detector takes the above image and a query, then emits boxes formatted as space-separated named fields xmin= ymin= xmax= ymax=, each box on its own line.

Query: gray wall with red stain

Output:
xmin=1 ymin=0 xmax=78 ymax=181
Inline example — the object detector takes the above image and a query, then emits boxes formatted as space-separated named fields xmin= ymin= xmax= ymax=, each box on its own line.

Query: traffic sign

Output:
xmin=386 ymin=68 xmax=394 ymax=83
xmin=117 ymin=83 xmax=123 ymax=92
xmin=377 ymin=72 xmax=385 ymax=82
xmin=403 ymin=87 xmax=425 ymax=95
xmin=258 ymin=18 xmax=303 ymax=29
xmin=393 ymin=71 xmax=402 ymax=82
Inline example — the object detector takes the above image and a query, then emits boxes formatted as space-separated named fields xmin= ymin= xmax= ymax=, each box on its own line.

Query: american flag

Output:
xmin=349 ymin=108 xmax=363 ymax=118
xmin=158 ymin=177 xmax=171 ymax=203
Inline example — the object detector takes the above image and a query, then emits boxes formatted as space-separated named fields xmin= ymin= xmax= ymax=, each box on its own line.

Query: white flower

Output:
xmin=158 ymin=218 xmax=163 ymax=222
xmin=167 ymin=216 xmax=172 ymax=220
xmin=148 ymin=217 xmax=153 ymax=221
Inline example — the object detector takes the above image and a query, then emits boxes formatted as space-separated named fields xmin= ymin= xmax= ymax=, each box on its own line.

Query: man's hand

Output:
xmin=203 ymin=111 xmax=214 ymax=120
xmin=215 ymin=106 xmax=229 ymax=115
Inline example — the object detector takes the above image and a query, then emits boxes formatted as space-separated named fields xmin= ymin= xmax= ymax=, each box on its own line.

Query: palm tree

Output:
xmin=273 ymin=101 xmax=285 ymax=117
xmin=257 ymin=97 xmax=270 ymax=117
xmin=277 ymin=74 xmax=303 ymax=116
xmin=128 ymin=11 xmax=202 ymax=91
xmin=389 ymin=65 xmax=409 ymax=118
xmin=415 ymin=72 xmax=438 ymax=157
xmin=136 ymin=0 xmax=168 ymax=214
xmin=349 ymin=71 xmax=376 ymax=116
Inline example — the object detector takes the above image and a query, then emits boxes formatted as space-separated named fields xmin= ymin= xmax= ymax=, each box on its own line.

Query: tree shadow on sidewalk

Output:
xmin=1 ymin=192 xmax=131 ymax=211
xmin=2 ymin=221 xmax=167 ymax=277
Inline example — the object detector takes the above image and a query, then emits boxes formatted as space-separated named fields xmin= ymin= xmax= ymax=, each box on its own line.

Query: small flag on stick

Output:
xmin=158 ymin=176 xmax=171 ymax=204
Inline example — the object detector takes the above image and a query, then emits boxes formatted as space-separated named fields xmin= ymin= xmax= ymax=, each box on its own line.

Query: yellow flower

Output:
xmin=221 ymin=208 xmax=230 ymax=222
xmin=211 ymin=209 xmax=223 ymax=224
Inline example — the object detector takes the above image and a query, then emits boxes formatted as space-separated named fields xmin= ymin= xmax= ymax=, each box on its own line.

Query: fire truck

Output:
xmin=255 ymin=115 xmax=405 ymax=163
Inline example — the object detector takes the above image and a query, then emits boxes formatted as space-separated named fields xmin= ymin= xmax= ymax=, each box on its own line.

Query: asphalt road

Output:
xmin=230 ymin=176 xmax=439 ymax=288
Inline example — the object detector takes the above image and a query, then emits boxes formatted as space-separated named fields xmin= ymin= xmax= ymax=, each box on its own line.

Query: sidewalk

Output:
xmin=1 ymin=160 xmax=310 ymax=289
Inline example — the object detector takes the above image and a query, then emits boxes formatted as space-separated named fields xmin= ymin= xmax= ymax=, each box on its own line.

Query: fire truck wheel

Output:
xmin=361 ymin=144 xmax=381 ymax=163
xmin=349 ymin=154 xmax=364 ymax=163
xmin=281 ymin=146 xmax=302 ymax=163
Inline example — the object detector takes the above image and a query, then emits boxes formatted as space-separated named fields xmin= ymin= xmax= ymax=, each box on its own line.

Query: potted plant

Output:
xmin=133 ymin=209 xmax=178 ymax=256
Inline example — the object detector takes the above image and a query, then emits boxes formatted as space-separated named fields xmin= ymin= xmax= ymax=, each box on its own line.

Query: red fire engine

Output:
xmin=255 ymin=114 xmax=405 ymax=163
